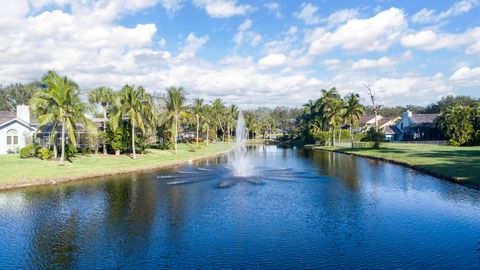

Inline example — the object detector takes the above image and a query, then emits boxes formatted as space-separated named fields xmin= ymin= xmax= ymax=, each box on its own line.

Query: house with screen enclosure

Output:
xmin=394 ymin=110 xmax=444 ymax=141
xmin=0 ymin=105 xmax=104 ymax=154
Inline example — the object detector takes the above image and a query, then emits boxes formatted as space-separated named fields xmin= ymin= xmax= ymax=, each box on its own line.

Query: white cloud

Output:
xmin=351 ymin=57 xmax=396 ymax=70
xmin=193 ymin=0 xmax=252 ymax=18
xmin=412 ymin=0 xmax=479 ymax=24
xmin=159 ymin=0 xmax=184 ymax=15
xmin=325 ymin=9 xmax=359 ymax=27
xmin=294 ymin=2 xmax=320 ymax=25
xmin=264 ymin=2 xmax=281 ymax=18
xmin=307 ymin=7 xmax=407 ymax=54
xmin=177 ymin=33 xmax=209 ymax=60
xmin=257 ymin=53 xmax=286 ymax=69
xmin=450 ymin=66 xmax=480 ymax=81
xmin=401 ymin=27 xmax=480 ymax=52
xmin=233 ymin=19 xmax=262 ymax=46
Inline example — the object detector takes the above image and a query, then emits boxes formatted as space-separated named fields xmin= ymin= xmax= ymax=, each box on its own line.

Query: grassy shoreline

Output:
xmin=307 ymin=143 xmax=480 ymax=189
xmin=0 ymin=143 xmax=235 ymax=191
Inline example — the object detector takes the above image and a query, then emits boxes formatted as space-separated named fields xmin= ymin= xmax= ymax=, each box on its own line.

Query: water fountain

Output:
xmin=228 ymin=111 xmax=254 ymax=177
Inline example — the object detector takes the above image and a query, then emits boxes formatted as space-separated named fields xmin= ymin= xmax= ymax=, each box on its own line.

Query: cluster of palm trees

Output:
xmin=299 ymin=87 xmax=365 ymax=146
xmin=30 ymin=71 xmax=240 ymax=165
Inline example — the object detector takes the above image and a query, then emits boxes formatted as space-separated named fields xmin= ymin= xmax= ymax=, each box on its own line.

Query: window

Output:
xmin=6 ymin=129 xmax=18 ymax=145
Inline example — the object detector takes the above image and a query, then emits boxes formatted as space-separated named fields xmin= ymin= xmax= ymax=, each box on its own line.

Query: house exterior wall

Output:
xmin=0 ymin=121 xmax=35 ymax=154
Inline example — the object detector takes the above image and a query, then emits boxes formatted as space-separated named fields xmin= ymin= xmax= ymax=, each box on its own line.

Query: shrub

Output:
xmin=314 ymin=131 xmax=330 ymax=145
xmin=64 ymin=143 xmax=78 ymax=158
xmin=20 ymin=144 xmax=40 ymax=158
xmin=37 ymin=147 xmax=53 ymax=160
xmin=354 ymin=132 xmax=366 ymax=142
xmin=363 ymin=128 xmax=385 ymax=148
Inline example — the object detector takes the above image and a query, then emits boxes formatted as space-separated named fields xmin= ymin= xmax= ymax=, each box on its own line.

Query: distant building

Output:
xmin=395 ymin=110 xmax=443 ymax=141
xmin=1 ymin=105 xmax=105 ymax=154
xmin=359 ymin=115 xmax=384 ymax=131
xmin=0 ymin=105 xmax=36 ymax=154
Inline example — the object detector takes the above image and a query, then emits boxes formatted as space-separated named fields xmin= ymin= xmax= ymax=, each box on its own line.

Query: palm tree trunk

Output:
xmin=227 ymin=124 xmax=230 ymax=143
xmin=174 ymin=114 xmax=178 ymax=153
xmin=60 ymin=124 xmax=65 ymax=166
xmin=131 ymin=124 xmax=136 ymax=159
xmin=350 ymin=119 xmax=354 ymax=148
xmin=332 ymin=127 xmax=335 ymax=147
xmin=206 ymin=124 xmax=209 ymax=145
xmin=53 ymin=136 xmax=58 ymax=159
xmin=196 ymin=115 xmax=199 ymax=147
xmin=103 ymin=105 xmax=107 ymax=155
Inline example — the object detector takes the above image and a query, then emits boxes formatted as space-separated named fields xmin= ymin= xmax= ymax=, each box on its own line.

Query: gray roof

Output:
xmin=0 ymin=111 xmax=16 ymax=126
xmin=378 ymin=116 xmax=400 ymax=127
xmin=384 ymin=125 xmax=402 ymax=135
xmin=410 ymin=114 xmax=440 ymax=125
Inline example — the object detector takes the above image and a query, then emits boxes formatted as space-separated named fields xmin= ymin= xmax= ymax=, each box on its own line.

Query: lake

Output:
xmin=0 ymin=145 xmax=479 ymax=269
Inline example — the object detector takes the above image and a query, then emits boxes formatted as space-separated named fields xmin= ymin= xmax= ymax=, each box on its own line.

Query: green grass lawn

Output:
xmin=310 ymin=143 xmax=480 ymax=187
xmin=0 ymin=143 xmax=234 ymax=188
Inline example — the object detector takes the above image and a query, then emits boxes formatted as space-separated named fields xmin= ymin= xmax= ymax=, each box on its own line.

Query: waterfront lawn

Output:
xmin=312 ymin=143 xmax=480 ymax=186
xmin=0 ymin=143 xmax=233 ymax=188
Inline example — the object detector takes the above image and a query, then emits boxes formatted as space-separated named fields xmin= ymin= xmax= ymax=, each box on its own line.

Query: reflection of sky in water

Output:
xmin=0 ymin=145 xmax=479 ymax=269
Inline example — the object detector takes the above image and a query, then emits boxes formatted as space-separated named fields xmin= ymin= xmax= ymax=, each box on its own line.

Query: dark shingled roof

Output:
xmin=410 ymin=114 xmax=440 ymax=125
xmin=0 ymin=111 xmax=16 ymax=126
xmin=384 ymin=125 xmax=402 ymax=135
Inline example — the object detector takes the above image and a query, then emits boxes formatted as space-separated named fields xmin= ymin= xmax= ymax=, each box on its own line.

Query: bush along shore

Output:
xmin=0 ymin=143 xmax=234 ymax=191
xmin=307 ymin=143 xmax=480 ymax=189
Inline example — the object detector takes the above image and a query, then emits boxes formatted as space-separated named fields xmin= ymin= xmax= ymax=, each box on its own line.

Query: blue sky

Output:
xmin=1 ymin=0 xmax=480 ymax=107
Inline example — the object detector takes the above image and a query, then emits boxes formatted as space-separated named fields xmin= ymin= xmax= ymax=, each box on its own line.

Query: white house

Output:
xmin=0 ymin=105 xmax=36 ymax=154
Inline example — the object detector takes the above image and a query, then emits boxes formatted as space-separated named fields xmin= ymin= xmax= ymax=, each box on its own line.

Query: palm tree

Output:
xmin=227 ymin=104 xmax=238 ymax=143
xmin=201 ymin=104 xmax=213 ymax=145
xmin=88 ymin=86 xmax=113 ymax=154
xmin=30 ymin=71 xmax=94 ymax=165
xmin=192 ymin=98 xmax=204 ymax=146
xmin=163 ymin=87 xmax=190 ymax=153
xmin=110 ymin=85 xmax=155 ymax=159
xmin=211 ymin=98 xmax=225 ymax=141
xmin=325 ymin=98 xmax=345 ymax=147
xmin=344 ymin=93 xmax=365 ymax=146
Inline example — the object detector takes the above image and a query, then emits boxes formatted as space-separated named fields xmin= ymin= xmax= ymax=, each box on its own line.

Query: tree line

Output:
xmin=10 ymin=71 xmax=243 ymax=165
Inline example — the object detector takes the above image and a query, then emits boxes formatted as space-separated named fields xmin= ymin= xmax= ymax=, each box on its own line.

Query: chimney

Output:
xmin=16 ymin=105 xmax=30 ymax=124
xmin=403 ymin=110 xmax=412 ymax=118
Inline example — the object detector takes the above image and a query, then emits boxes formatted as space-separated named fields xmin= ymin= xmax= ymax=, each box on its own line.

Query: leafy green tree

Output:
xmin=111 ymin=85 xmax=155 ymax=159
xmin=437 ymin=105 xmax=474 ymax=146
xmin=88 ymin=86 xmax=114 ymax=154
xmin=30 ymin=71 xmax=94 ymax=165
xmin=344 ymin=93 xmax=365 ymax=146
xmin=162 ymin=87 xmax=190 ymax=153
xmin=0 ymin=83 xmax=41 ymax=110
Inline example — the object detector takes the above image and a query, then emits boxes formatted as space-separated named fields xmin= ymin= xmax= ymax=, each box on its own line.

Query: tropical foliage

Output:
xmin=30 ymin=71 xmax=94 ymax=165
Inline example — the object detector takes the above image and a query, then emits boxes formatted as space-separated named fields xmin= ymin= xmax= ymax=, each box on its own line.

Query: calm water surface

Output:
xmin=0 ymin=145 xmax=479 ymax=269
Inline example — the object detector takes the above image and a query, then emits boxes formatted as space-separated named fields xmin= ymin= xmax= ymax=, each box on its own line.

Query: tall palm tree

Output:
xmin=318 ymin=88 xmax=344 ymax=147
xmin=88 ymin=86 xmax=113 ymax=154
xmin=211 ymin=98 xmax=225 ymax=141
xmin=110 ymin=85 xmax=155 ymax=159
xmin=192 ymin=98 xmax=204 ymax=146
xmin=227 ymin=104 xmax=238 ymax=143
xmin=30 ymin=71 xmax=94 ymax=165
xmin=201 ymin=104 xmax=213 ymax=145
xmin=343 ymin=93 xmax=365 ymax=146
xmin=326 ymin=98 xmax=345 ymax=146
xmin=163 ymin=87 xmax=190 ymax=153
